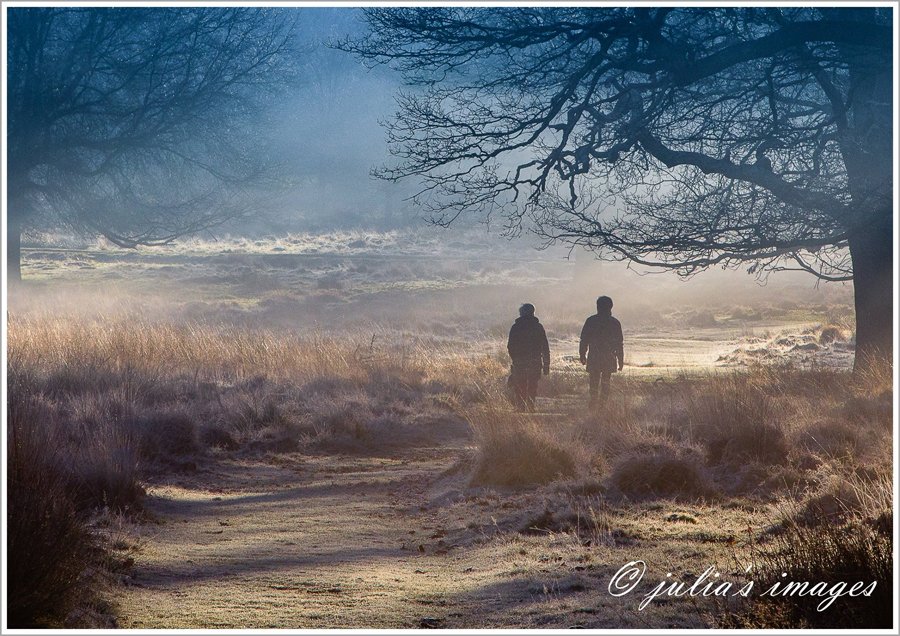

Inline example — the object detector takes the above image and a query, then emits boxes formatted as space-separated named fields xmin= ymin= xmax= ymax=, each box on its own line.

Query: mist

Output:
xmin=231 ymin=8 xmax=419 ymax=234
xmin=8 ymin=6 xmax=860 ymax=345
xmin=6 ymin=7 xmax=891 ymax=631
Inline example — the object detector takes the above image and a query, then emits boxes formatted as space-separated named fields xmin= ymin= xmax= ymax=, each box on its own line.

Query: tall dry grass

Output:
xmin=9 ymin=312 xmax=504 ymax=386
xmin=463 ymin=354 xmax=893 ymax=628
xmin=7 ymin=313 xmax=892 ymax=628
xmin=463 ymin=397 xmax=588 ymax=487
xmin=7 ymin=312 xmax=505 ymax=626
xmin=724 ymin=467 xmax=893 ymax=628
xmin=705 ymin=360 xmax=894 ymax=629
xmin=7 ymin=391 xmax=102 ymax=626
xmin=8 ymin=313 xmax=504 ymax=451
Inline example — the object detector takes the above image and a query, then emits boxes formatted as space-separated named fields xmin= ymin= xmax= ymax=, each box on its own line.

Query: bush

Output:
xmin=794 ymin=468 xmax=892 ymax=526
xmin=835 ymin=394 xmax=892 ymax=428
xmin=134 ymin=410 xmax=199 ymax=460
xmin=818 ymin=325 xmax=844 ymax=345
xmin=70 ymin=442 xmax=144 ymax=512
xmin=687 ymin=377 xmax=788 ymax=465
xmin=306 ymin=397 xmax=375 ymax=449
xmin=7 ymin=396 xmax=97 ymax=627
xmin=685 ymin=310 xmax=719 ymax=328
xmin=723 ymin=465 xmax=892 ymax=628
xmin=799 ymin=420 xmax=860 ymax=458
xmin=199 ymin=424 xmax=239 ymax=450
xmin=725 ymin=518 xmax=892 ymax=628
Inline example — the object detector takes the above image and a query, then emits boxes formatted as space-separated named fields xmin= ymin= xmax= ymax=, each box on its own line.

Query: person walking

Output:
xmin=579 ymin=296 xmax=624 ymax=408
xmin=507 ymin=303 xmax=550 ymax=412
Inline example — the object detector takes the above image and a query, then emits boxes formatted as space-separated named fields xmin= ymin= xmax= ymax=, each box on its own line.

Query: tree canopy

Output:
xmin=345 ymin=8 xmax=890 ymax=276
xmin=344 ymin=7 xmax=894 ymax=366
xmin=7 ymin=7 xmax=298 ymax=276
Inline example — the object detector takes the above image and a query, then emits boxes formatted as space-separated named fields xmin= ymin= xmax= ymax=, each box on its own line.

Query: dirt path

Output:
xmin=114 ymin=439 xmax=751 ymax=628
xmin=115 ymin=450 xmax=477 ymax=628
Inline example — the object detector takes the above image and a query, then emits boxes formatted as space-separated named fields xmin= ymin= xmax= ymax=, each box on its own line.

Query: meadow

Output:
xmin=6 ymin=231 xmax=891 ymax=628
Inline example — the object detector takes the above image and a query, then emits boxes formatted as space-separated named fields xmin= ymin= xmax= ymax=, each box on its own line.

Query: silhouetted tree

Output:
xmin=6 ymin=7 xmax=298 ymax=281
xmin=345 ymin=7 xmax=893 ymax=369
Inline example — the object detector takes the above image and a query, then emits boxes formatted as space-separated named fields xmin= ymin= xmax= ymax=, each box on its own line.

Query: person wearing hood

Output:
xmin=579 ymin=296 xmax=624 ymax=408
xmin=507 ymin=303 xmax=551 ymax=412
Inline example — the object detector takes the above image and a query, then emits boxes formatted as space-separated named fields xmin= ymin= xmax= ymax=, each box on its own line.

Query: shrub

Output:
xmin=818 ymin=325 xmax=844 ymax=345
xmin=725 ymin=519 xmax=892 ymax=628
xmin=798 ymin=420 xmax=860 ymax=458
xmin=730 ymin=306 xmax=758 ymax=321
xmin=7 ymin=396 xmax=97 ymax=627
xmin=685 ymin=310 xmax=719 ymax=328
xmin=70 ymin=442 xmax=144 ymax=513
xmin=63 ymin=402 xmax=144 ymax=512
xmin=133 ymin=410 xmax=199 ymax=461
xmin=835 ymin=394 xmax=892 ymax=428
xmin=308 ymin=398 xmax=374 ymax=445
xmin=687 ymin=377 xmax=788 ymax=466
xmin=199 ymin=424 xmax=239 ymax=450
xmin=723 ymin=465 xmax=892 ymax=628
xmin=316 ymin=273 xmax=344 ymax=290
xmin=795 ymin=468 xmax=892 ymax=526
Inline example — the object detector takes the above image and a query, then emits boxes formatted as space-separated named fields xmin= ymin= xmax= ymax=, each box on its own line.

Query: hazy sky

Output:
xmin=252 ymin=8 xmax=416 ymax=233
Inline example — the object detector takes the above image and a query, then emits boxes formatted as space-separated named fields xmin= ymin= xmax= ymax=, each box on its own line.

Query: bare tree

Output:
xmin=343 ymin=7 xmax=893 ymax=369
xmin=6 ymin=7 xmax=298 ymax=281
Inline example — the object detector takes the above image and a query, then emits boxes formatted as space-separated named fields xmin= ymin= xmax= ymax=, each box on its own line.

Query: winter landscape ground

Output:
xmin=7 ymin=230 xmax=892 ymax=629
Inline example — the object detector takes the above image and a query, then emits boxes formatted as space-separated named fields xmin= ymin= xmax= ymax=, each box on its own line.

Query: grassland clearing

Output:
xmin=7 ymin=234 xmax=888 ymax=628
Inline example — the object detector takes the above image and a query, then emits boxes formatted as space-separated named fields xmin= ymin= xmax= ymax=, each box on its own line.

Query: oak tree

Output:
xmin=345 ymin=7 xmax=893 ymax=368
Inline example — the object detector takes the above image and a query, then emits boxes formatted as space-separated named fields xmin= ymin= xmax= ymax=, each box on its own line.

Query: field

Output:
xmin=6 ymin=230 xmax=892 ymax=629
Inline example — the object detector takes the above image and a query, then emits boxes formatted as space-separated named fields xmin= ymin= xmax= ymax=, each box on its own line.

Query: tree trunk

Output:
xmin=840 ymin=43 xmax=892 ymax=373
xmin=849 ymin=220 xmax=893 ymax=372
xmin=7 ymin=216 xmax=22 ymax=283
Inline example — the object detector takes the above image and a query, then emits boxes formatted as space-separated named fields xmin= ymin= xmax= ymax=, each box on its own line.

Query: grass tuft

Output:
xmin=610 ymin=451 xmax=711 ymax=499
xmin=467 ymin=404 xmax=582 ymax=488
xmin=686 ymin=376 xmax=788 ymax=466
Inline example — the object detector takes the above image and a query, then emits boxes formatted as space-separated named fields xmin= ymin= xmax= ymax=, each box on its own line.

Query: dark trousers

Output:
xmin=589 ymin=370 xmax=611 ymax=405
xmin=511 ymin=365 xmax=541 ymax=411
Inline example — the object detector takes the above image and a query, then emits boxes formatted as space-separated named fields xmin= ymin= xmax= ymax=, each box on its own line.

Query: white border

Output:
xmin=1 ymin=2 xmax=898 ymax=635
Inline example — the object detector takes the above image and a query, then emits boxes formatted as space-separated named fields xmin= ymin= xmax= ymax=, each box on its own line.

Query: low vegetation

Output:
xmin=7 ymin=393 xmax=97 ymax=627
xmin=6 ymin=312 xmax=892 ymax=628
xmin=466 ymin=404 xmax=583 ymax=487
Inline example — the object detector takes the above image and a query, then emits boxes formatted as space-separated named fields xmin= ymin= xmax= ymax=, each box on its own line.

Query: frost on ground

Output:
xmin=111 ymin=450 xmax=768 ymax=629
xmin=717 ymin=325 xmax=856 ymax=369
xmin=10 ymin=232 xmax=884 ymax=629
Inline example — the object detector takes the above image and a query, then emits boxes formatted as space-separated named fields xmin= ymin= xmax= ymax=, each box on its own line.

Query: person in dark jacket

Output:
xmin=579 ymin=296 xmax=624 ymax=408
xmin=507 ymin=303 xmax=551 ymax=412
